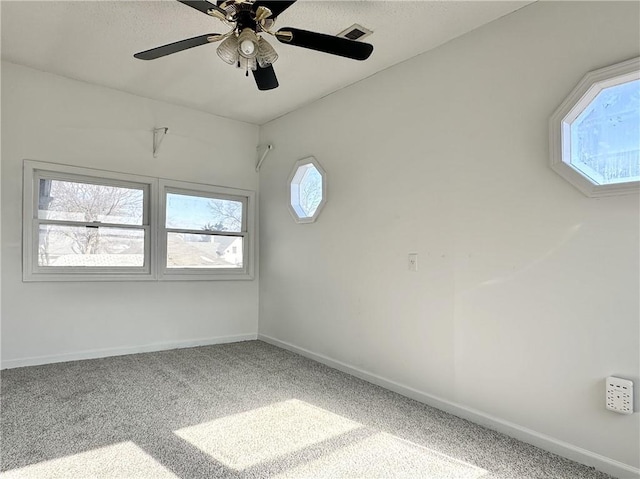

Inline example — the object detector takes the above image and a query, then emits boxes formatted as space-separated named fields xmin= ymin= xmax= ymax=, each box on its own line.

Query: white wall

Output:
xmin=258 ymin=1 xmax=639 ymax=475
xmin=1 ymin=62 xmax=260 ymax=368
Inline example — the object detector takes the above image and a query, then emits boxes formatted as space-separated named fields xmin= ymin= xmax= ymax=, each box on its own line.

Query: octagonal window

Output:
xmin=550 ymin=57 xmax=640 ymax=196
xmin=288 ymin=157 xmax=326 ymax=223
xmin=570 ymin=79 xmax=639 ymax=185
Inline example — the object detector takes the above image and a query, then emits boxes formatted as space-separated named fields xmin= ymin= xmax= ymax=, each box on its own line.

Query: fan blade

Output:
xmin=276 ymin=27 xmax=373 ymax=60
xmin=253 ymin=64 xmax=279 ymax=90
xmin=134 ymin=34 xmax=219 ymax=60
xmin=177 ymin=0 xmax=227 ymax=18
xmin=253 ymin=1 xmax=296 ymax=18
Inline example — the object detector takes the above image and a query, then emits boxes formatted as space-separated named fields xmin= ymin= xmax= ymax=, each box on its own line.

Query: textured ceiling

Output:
xmin=1 ymin=1 xmax=534 ymax=125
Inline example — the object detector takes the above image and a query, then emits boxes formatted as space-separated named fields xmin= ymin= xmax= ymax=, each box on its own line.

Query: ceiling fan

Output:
xmin=134 ymin=0 xmax=374 ymax=91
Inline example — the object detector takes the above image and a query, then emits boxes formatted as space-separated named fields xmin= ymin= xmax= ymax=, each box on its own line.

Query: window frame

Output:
xmin=23 ymin=161 xmax=255 ymax=282
xmin=23 ymin=161 xmax=157 ymax=282
xmin=158 ymin=179 xmax=255 ymax=281
xmin=549 ymin=57 xmax=640 ymax=197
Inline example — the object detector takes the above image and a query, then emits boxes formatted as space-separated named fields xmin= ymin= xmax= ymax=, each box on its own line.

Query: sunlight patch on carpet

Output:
xmin=174 ymin=399 xmax=361 ymax=470
xmin=274 ymin=432 xmax=489 ymax=479
xmin=0 ymin=441 xmax=179 ymax=479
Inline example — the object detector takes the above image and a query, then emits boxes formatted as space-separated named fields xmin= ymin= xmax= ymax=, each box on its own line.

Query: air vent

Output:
xmin=337 ymin=24 xmax=372 ymax=41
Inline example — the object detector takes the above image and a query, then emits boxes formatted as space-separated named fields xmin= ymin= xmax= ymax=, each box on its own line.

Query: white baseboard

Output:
xmin=1 ymin=333 xmax=258 ymax=370
xmin=258 ymin=333 xmax=640 ymax=479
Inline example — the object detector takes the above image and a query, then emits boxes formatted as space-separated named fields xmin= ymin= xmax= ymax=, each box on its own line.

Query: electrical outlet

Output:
xmin=606 ymin=377 xmax=633 ymax=415
xmin=408 ymin=253 xmax=418 ymax=272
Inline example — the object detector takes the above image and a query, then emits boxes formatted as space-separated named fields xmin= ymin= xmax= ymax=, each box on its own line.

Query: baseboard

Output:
xmin=1 ymin=333 xmax=258 ymax=370
xmin=258 ymin=333 xmax=640 ymax=479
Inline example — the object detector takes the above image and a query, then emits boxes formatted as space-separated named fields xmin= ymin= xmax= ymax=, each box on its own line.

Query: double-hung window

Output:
xmin=159 ymin=180 xmax=254 ymax=280
xmin=24 ymin=161 xmax=154 ymax=281
xmin=23 ymin=161 xmax=255 ymax=281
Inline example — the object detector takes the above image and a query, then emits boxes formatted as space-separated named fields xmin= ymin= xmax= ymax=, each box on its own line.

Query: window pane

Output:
xmin=290 ymin=162 xmax=324 ymax=219
xmin=38 ymin=225 xmax=144 ymax=267
xmin=167 ymin=233 xmax=243 ymax=269
xmin=570 ymin=79 xmax=640 ymax=184
xmin=38 ymin=179 xmax=144 ymax=225
xmin=166 ymin=193 xmax=243 ymax=233
xmin=299 ymin=165 xmax=323 ymax=217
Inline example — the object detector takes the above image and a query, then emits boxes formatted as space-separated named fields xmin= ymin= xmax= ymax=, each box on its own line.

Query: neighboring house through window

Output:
xmin=23 ymin=161 xmax=255 ymax=281
xmin=159 ymin=180 xmax=254 ymax=279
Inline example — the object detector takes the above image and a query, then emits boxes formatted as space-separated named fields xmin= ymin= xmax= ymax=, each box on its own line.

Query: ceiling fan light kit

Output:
xmin=134 ymin=0 xmax=374 ymax=91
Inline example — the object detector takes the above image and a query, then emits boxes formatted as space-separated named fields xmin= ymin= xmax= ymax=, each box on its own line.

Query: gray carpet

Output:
xmin=1 ymin=340 xmax=613 ymax=479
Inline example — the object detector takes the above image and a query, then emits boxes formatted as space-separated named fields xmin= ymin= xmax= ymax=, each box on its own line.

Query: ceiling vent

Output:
xmin=337 ymin=24 xmax=373 ymax=41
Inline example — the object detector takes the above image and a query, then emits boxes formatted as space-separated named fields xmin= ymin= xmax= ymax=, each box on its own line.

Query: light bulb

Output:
xmin=240 ymin=39 xmax=255 ymax=56
xmin=237 ymin=28 xmax=258 ymax=59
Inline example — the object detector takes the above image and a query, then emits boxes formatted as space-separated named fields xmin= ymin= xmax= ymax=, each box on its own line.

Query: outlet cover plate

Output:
xmin=606 ymin=376 xmax=633 ymax=414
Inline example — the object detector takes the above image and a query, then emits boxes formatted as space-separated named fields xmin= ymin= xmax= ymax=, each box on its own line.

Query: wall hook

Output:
xmin=153 ymin=127 xmax=169 ymax=158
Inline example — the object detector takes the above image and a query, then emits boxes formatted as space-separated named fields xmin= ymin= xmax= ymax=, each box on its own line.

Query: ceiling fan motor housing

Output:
xmin=235 ymin=7 xmax=257 ymax=33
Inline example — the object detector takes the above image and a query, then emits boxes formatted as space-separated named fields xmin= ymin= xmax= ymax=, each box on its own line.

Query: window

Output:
xmin=23 ymin=161 xmax=155 ymax=281
xmin=287 ymin=157 xmax=327 ymax=223
xmin=23 ymin=161 xmax=255 ymax=281
xmin=550 ymin=57 xmax=640 ymax=196
xmin=159 ymin=180 xmax=254 ymax=280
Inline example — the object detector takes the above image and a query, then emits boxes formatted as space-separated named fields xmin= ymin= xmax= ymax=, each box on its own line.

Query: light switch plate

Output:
xmin=408 ymin=253 xmax=418 ymax=272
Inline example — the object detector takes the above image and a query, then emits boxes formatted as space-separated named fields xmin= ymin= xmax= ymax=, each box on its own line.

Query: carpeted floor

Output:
xmin=1 ymin=340 xmax=613 ymax=479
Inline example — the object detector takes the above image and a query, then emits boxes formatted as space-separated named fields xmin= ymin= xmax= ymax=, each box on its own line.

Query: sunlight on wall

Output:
xmin=476 ymin=224 xmax=583 ymax=289
xmin=174 ymin=399 xmax=360 ymax=470
xmin=175 ymin=399 xmax=488 ymax=478
xmin=0 ymin=441 xmax=178 ymax=479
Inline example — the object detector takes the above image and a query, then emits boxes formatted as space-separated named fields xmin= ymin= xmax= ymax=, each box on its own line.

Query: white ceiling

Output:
xmin=1 ymin=1 xmax=534 ymax=125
